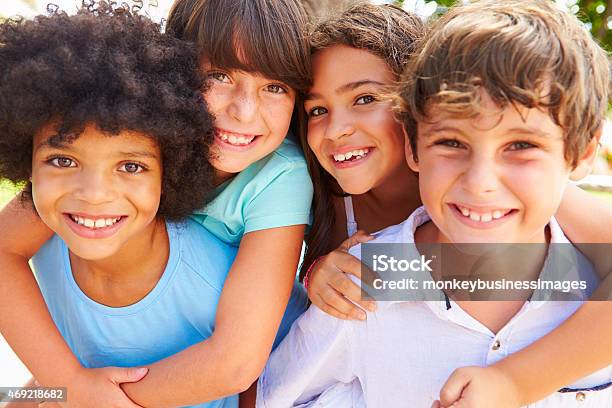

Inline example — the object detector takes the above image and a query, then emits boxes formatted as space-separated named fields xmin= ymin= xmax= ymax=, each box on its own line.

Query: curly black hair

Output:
xmin=0 ymin=1 xmax=216 ymax=219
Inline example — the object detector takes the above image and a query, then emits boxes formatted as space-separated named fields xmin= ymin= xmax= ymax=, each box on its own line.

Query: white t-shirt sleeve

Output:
xmin=257 ymin=305 xmax=355 ymax=407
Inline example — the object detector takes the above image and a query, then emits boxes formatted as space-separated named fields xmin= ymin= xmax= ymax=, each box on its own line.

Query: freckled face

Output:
xmin=31 ymin=123 xmax=163 ymax=260
xmin=305 ymin=45 xmax=406 ymax=195
xmin=202 ymin=61 xmax=296 ymax=179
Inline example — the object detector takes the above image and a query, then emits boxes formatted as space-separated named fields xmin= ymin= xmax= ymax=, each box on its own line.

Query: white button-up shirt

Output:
xmin=258 ymin=207 xmax=611 ymax=408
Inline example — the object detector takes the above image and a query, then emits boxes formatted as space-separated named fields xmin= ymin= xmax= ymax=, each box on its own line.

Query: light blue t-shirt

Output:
xmin=191 ymin=137 xmax=313 ymax=246
xmin=32 ymin=219 xmax=308 ymax=408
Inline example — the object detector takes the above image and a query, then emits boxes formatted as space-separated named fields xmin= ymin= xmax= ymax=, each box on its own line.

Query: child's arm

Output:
xmin=0 ymin=196 xmax=147 ymax=408
xmin=121 ymin=225 xmax=306 ymax=407
xmin=436 ymin=184 xmax=612 ymax=407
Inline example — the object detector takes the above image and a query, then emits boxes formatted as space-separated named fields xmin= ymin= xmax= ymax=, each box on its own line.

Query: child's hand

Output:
xmin=432 ymin=366 xmax=522 ymax=408
xmin=306 ymin=230 xmax=376 ymax=320
xmin=38 ymin=366 xmax=148 ymax=408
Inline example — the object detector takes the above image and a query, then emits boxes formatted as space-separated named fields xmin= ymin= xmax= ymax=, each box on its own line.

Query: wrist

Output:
xmin=37 ymin=361 xmax=84 ymax=387
xmin=490 ymin=361 xmax=526 ymax=406
xmin=303 ymin=256 xmax=324 ymax=289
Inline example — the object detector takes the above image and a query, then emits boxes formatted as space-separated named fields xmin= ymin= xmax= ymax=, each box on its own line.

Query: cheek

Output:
xmin=307 ymin=123 xmax=324 ymax=154
xmin=131 ymin=178 xmax=162 ymax=216
xmin=264 ymin=102 xmax=294 ymax=139
xmin=202 ymin=88 xmax=224 ymax=116
xmin=504 ymin=161 xmax=568 ymax=206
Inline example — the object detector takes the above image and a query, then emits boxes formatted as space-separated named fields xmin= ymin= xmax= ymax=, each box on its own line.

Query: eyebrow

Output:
xmin=420 ymin=125 xmax=554 ymax=139
xmin=34 ymin=139 xmax=72 ymax=152
xmin=305 ymin=80 xmax=386 ymax=101
xmin=35 ymin=141 xmax=158 ymax=159
xmin=419 ymin=126 xmax=468 ymax=139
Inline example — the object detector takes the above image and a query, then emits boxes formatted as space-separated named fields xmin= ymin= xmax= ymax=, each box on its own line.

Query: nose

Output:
xmin=324 ymin=110 xmax=355 ymax=141
xmin=227 ymin=84 xmax=258 ymax=124
xmin=461 ymin=155 xmax=500 ymax=196
xmin=72 ymin=167 xmax=117 ymax=205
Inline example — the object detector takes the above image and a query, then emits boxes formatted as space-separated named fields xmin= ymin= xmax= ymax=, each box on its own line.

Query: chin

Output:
xmin=63 ymin=240 xmax=121 ymax=261
xmin=212 ymin=160 xmax=250 ymax=175
xmin=338 ymin=181 xmax=374 ymax=195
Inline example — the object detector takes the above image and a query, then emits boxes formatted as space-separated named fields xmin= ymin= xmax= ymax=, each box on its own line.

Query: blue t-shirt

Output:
xmin=191 ymin=138 xmax=313 ymax=246
xmin=32 ymin=219 xmax=308 ymax=408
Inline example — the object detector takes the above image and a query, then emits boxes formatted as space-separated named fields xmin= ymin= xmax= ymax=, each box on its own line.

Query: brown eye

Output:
xmin=119 ymin=162 xmax=145 ymax=174
xmin=435 ymin=139 xmax=464 ymax=148
xmin=266 ymin=84 xmax=288 ymax=94
xmin=355 ymin=95 xmax=376 ymax=105
xmin=508 ymin=141 xmax=536 ymax=151
xmin=50 ymin=157 xmax=76 ymax=168
xmin=208 ymin=72 xmax=231 ymax=83
xmin=308 ymin=107 xmax=327 ymax=117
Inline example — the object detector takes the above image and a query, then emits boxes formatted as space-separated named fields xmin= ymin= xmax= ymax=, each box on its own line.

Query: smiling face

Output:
xmin=408 ymin=91 xmax=598 ymax=244
xmin=305 ymin=45 xmax=406 ymax=195
xmin=202 ymin=61 xmax=296 ymax=181
xmin=31 ymin=123 xmax=163 ymax=260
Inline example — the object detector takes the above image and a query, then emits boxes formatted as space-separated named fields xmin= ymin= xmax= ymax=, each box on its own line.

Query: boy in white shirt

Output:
xmin=257 ymin=1 xmax=611 ymax=407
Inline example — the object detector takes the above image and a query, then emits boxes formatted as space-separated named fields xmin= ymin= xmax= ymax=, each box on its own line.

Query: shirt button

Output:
xmin=576 ymin=392 xmax=586 ymax=402
xmin=492 ymin=340 xmax=501 ymax=350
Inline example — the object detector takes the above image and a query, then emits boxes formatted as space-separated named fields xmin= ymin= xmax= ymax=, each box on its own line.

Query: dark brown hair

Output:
xmin=300 ymin=3 xmax=426 ymax=277
xmin=0 ymin=1 xmax=216 ymax=219
xmin=166 ymin=0 xmax=311 ymax=94
xmin=398 ymin=0 xmax=610 ymax=167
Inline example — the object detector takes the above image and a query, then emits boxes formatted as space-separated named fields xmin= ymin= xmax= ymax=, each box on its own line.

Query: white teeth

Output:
xmin=70 ymin=215 xmax=121 ymax=229
xmin=218 ymin=131 xmax=256 ymax=146
xmin=333 ymin=148 xmax=370 ymax=163
xmin=458 ymin=205 xmax=511 ymax=223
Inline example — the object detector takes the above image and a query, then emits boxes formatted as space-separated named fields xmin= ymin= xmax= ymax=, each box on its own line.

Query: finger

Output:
xmin=329 ymin=272 xmax=376 ymax=312
xmin=439 ymin=369 xmax=471 ymax=406
xmin=108 ymin=366 xmax=149 ymax=384
xmin=430 ymin=401 xmax=441 ymax=408
xmin=314 ymin=293 xmax=353 ymax=320
xmin=338 ymin=230 xmax=373 ymax=252
xmin=320 ymin=287 xmax=367 ymax=320
xmin=334 ymin=252 xmax=381 ymax=289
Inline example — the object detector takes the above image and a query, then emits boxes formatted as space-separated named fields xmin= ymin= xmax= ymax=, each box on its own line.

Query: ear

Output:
xmin=569 ymin=126 xmax=602 ymax=181
xmin=402 ymin=126 xmax=420 ymax=173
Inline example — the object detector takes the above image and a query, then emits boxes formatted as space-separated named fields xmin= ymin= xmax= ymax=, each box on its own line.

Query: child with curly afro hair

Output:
xmin=0 ymin=3 xmax=248 ymax=407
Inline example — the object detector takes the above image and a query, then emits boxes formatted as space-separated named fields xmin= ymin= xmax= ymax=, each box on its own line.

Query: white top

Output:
xmin=257 ymin=207 xmax=611 ymax=408
xmin=344 ymin=195 xmax=358 ymax=237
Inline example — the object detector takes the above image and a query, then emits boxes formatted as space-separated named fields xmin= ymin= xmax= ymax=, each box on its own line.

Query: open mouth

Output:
xmin=331 ymin=148 xmax=373 ymax=167
xmin=215 ymin=129 xmax=259 ymax=148
xmin=66 ymin=214 xmax=126 ymax=230
xmin=451 ymin=204 xmax=517 ymax=223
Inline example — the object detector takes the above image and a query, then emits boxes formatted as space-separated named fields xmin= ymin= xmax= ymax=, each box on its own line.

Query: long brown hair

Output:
xmin=300 ymin=4 xmax=425 ymax=278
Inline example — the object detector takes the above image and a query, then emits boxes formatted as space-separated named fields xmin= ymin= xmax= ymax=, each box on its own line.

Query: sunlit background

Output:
xmin=0 ymin=0 xmax=611 ymax=388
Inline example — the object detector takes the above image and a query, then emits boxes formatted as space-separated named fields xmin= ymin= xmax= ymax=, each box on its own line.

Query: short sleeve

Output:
xmin=244 ymin=159 xmax=313 ymax=234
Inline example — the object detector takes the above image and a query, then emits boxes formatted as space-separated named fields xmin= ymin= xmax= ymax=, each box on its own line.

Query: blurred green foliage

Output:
xmin=396 ymin=0 xmax=612 ymax=51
